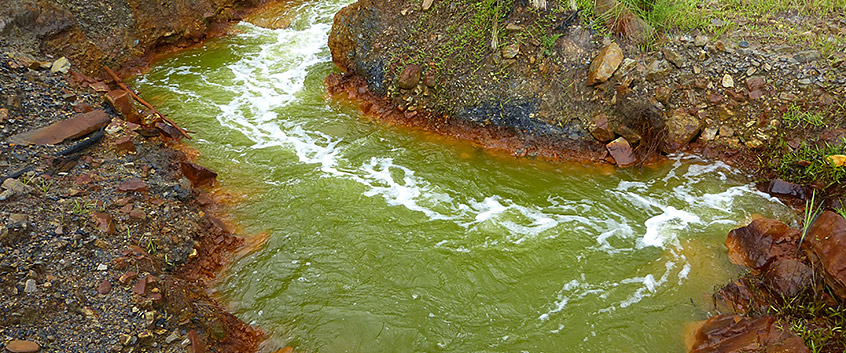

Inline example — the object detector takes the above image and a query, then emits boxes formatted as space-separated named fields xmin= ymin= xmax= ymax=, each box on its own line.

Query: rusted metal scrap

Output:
xmin=104 ymin=66 xmax=192 ymax=140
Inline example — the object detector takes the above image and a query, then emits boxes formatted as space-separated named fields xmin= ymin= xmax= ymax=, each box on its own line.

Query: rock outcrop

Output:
xmin=0 ymin=0 xmax=266 ymax=74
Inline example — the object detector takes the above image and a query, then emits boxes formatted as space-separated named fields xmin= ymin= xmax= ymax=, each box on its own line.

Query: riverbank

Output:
xmin=327 ymin=0 xmax=846 ymax=351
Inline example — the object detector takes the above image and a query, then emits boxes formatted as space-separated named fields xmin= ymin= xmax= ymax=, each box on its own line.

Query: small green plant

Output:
xmin=798 ymin=189 xmax=823 ymax=252
xmin=71 ymin=199 xmax=97 ymax=215
xmin=37 ymin=179 xmax=53 ymax=193
xmin=541 ymin=33 xmax=563 ymax=56
xmin=783 ymin=105 xmax=826 ymax=129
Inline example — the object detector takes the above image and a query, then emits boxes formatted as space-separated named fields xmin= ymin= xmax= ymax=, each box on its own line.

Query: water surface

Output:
xmin=133 ymin=2 xmax=794 ymax=352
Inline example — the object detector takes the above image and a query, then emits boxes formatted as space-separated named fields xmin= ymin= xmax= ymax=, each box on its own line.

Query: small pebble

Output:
xmin=739 ymin=40 xmax=749 ymax=48
xmin=24 ymin=279 xmax=37 ymax=293
xmin=97 ymin=264 xmax=108 ymax=271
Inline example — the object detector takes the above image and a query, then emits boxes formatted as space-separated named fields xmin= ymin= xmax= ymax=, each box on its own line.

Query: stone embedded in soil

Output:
xmin=24 ymin=279 xmax=36 ymax=293
xmin=764 ymin=258 xmax=812 ymax=298
xmin=502 ymin=43 xmax=520 ymax=59
xmin=7 ymin=110 xmax=111 ymax=145
xmin=133 ymin=277 xmax=147 ymax=295
xmin=587 ymin=42 xmax=623 ymax=85
xmin=113 ymin=135 xmax=137 ymax=153
xmin=662 ymin=47 xmax=684 ymax=68
xmin=119 ymin=271 xmax=137 ymax=285
xmin=606 ymin=137 xmax=636 ymax=168
xmin=765 ymin=179 xmax=806 ymax=199
xmin=725 ymin=218 xmax=799 ymax=271
xmin=694 ymin=35 xmax=709 ymax=47
xmin=91 ymin=212 xmax=116 ymax=234
xmin=689 ymin=315 xmax=809 ymax=353
xmin=118 ymin=178 xmax=149 ymax=193
xmin=105 ymin=90 xmax=138 ymax=123
xmin=397 ymin=64 xmax=422 ymax=89
xmin=806 ymin=211 xmax=846 ymax=300
xmin=721 ymin=74 xmax=734 ymax=88
xmin=97 ymin=279 xmax=112 ymax=294
xmin=589 ymin=114 xmax=614 ymax=142
xmin=422 ymin=0 xmax=434 ymax=10
xmin=663 ymin=109 xmax=703 ymax=153
xmin=50 ymin=57 xmax=70 ymax=74
xmin=188 ymin=329 xmax=206 ymax=353
xmin=181 ymin=161 xmax=218 ymax=187
xmin=4 ymin=340 xmax=41 ymax=353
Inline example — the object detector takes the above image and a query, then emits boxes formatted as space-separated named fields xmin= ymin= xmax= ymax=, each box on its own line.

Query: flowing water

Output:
xmin=132 ymin=1 xmax=795 ymax=352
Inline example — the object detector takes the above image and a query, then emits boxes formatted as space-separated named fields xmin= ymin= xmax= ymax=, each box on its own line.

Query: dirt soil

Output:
xmin=0 ymin=41 xmax=262 ymax=352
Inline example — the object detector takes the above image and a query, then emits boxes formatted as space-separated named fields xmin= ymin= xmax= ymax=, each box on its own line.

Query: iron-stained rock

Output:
xmin=8 ymin=110 xmax=110 ymax=145
xmin=725 ymin=218 xmax=799 ymax=271
xmin=397 ymin=64 xmax=422 ymax=89
xmin=587 ymin=43 xmax=623 ymax=85
xmin=589 ymin=114 xmax=614 ymax=142
xmin=606 ymin=137 xmax=636 ymax=167
xmin=806 ymin=211 xmax=846 ymax=300
xmin=181 ymin=161 xmax=217 ymax=187
xmin=663 ymin=109 xmax=703 ymax=152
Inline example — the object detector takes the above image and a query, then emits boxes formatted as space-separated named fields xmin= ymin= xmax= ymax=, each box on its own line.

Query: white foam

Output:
xmin=639 ymin=206 xmax=701 ymax=248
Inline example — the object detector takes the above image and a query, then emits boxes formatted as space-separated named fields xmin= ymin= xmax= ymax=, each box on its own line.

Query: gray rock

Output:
xmin=24 ymin=279 xmax=37 ymax=293
xmin=2 ymin=178 xmax=30 ymax=194
xmin=502 ymin=43 xmax=520 ymax=59
xmin=646 ymin=59 xmax=672 ymax=81
xmin=794 ymin=50 xmax=821 ymax=63
xmin=694 ymin=35 xmax=709 ymax=47
xmin=662 ymin=48 xmax=685 ymax=68
xmin=50 ymin=57 xmax=71 ymax=74
xmin=97 ymin=263 xmax=108 ymax=271
xmin=165 ymin=331 xmax=181 ymax=344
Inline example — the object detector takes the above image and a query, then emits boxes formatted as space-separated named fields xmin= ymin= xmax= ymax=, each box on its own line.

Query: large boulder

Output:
xmin=805 ymin=211 xmax=846 ymax=300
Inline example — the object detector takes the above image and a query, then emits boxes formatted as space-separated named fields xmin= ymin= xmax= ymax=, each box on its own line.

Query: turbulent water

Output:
xmin=133 ymin=1 xmax=795 ymax=352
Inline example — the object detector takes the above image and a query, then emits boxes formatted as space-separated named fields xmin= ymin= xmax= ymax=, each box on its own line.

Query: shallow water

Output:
xmin=132 ymin=1 xmax=795 ymax=352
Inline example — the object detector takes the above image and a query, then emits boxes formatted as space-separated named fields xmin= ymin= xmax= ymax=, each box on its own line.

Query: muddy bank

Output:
xmin=0 ymin=0 xmax=271 ymax=75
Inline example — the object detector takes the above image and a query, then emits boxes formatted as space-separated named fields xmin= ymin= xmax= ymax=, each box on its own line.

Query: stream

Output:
xmin=132 ymin=1 xmax=795 ymax=352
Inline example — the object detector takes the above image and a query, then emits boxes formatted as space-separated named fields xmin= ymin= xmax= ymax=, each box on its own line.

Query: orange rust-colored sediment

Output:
xmin=325 ymin=73 xmax=607 ymax=164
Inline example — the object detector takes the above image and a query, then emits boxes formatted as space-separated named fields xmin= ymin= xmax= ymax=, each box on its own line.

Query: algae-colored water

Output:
xmin=133 ymin=1 xmax=794 ymax=352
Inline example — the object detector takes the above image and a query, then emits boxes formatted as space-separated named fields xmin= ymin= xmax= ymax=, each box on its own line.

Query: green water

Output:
xmin=132 ymin=2 xmax=794 ymax=352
